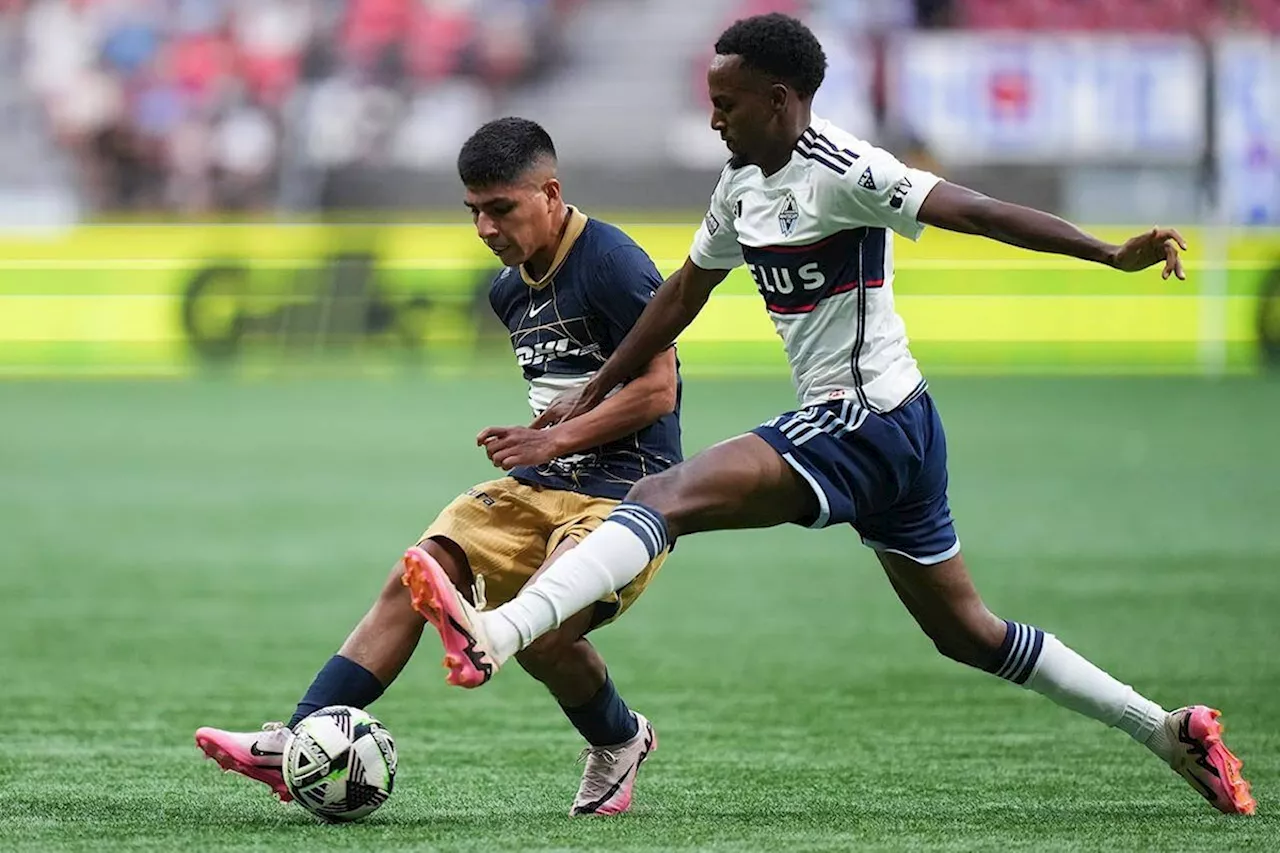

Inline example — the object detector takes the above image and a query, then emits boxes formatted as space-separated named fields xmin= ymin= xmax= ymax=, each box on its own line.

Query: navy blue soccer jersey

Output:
xmin=488 ymin=207 xmax=683 ymax=500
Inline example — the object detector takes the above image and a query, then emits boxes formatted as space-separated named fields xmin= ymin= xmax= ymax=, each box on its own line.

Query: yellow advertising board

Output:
xmin=0 ymin=223 xmax=1275 ymax=376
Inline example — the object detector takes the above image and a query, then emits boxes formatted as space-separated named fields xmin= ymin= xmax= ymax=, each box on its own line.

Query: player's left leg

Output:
xmin=404 ymin=517 xmax=659 ymax=814
xmin=515 ymin=535 xmax=659 ymax=816
xmin=482 ymin=433 xmax=815 ymax=671
xmin=405 ymin=433 xmax=815 ymax=687
xmin=518 ymin=629 xmax=657 ymax=817
xmin=514 ymin=607 xmax=657 ymax=815
xmin=877 ymin=549 xmax=1255 ymax=815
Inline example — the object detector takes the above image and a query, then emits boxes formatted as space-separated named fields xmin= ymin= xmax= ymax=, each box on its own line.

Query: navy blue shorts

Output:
xmin=752 ymin=390 xmax=960 ymax=564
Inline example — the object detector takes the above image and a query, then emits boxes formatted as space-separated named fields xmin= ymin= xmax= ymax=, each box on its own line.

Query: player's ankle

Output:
xmin=561 ymin=675 xmax=638 ymax=746
xmin=484 ymin=610 xmax=526 ymax=662
xmin=1138 ymin=710 xmax=1175 ymax=763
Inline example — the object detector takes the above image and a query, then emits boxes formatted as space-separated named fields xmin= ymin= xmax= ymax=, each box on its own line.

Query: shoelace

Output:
xmin=576 ymin=747 xmax=621 ymax=798
xmin=577 ymin=747 xmax=619 ymax=766
xmin=260 ymin=721 xmax=292 ymax=750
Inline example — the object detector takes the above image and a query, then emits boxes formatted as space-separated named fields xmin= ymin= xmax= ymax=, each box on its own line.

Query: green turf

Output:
xmin=0 ymin=376 xmax=1277 ymax=851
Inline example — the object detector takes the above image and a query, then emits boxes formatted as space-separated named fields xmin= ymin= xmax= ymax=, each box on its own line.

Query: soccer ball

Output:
xmin=282 ymin=705 xmax=397 ymax=822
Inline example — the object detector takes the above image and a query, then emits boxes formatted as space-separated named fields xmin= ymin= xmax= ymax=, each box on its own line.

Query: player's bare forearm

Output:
xmin=585 ymin=260 xmax=728 ymax=403
xmin=549 ymin=348 xmax=678 ymax=456
xmin=482 ymin=349 xmax=677 ymax=471
xmin=917 ymin=182 xmax=1187 ymax=279
xmin=918 ymin=182 xmax=1114 ymax=262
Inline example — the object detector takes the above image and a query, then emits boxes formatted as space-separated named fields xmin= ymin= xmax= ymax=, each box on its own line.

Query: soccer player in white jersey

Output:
xmin=402 ymin=13 xmax=1255 ymax=815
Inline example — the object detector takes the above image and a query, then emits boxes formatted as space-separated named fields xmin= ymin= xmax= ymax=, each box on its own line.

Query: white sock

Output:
xmin=482 ymin=502 xmax=668 ymax=661
xmin=989 ymin=622 xmax=1173 ymax=762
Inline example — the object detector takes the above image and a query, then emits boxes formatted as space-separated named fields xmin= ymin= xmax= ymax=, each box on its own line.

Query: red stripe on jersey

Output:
xmin=764 ymin=278 xmax=884 ymax=315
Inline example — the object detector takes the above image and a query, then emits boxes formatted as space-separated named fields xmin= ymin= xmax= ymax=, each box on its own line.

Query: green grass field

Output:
xmin=1 ymin=375 xmax=1277 ymax=851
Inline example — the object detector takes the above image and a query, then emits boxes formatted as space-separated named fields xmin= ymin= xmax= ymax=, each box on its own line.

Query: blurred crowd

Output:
xmin=8 ymin=0 xmax=578 ymax=213
xmin=725 ymin=0 xmax=1280 ymax=34
xmin=706 ymin=0 xmax=1280 ymax=110
xmin=4 ymin=0 xmax=1278 ymax=215
xmin=677 ymin=0 xmax=1280 ymax=167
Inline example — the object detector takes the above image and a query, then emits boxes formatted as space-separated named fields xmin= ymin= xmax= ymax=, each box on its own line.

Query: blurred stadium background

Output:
xmin=2 ymin=2 xmax=1279 ymax=850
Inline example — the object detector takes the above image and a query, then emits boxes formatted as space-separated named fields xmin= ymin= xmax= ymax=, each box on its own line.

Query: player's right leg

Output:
xmin=195 ymin=539 xmax=470 ymax=800
xmin=852 ymin=393 xmax=1255 ymax=815
xmin=407 ymin=433 xmax=818 ymax=687
xmin=877 ymin=549 xmax=1255 ymax=815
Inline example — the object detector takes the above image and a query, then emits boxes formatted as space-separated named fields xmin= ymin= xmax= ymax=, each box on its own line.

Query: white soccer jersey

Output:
xmin=689 ymin=116 xmax=942 ymax=412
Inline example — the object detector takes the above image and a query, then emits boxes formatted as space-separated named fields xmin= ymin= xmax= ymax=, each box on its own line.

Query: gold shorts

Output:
xmin=418 ymin=477 xmax=666 ymax=630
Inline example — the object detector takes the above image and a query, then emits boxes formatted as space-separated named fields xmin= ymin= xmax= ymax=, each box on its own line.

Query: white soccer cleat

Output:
xmin=401 ymin=546 xmax=501 ymax=687
xmin=195 ymin=722 xmax=294 ymax=802
xmin=570 ymin=712 xmax=658 ymax=816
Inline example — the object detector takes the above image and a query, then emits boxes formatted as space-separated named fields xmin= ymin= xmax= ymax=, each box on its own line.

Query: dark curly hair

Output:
xmin=714 ymin=13 xmax=827 ymax=99
xmin=457 ymin=117 xmax=557 ymax=188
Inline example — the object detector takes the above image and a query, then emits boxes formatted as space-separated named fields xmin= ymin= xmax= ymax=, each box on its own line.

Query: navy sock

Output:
xmin=561 ymin=675 xmax=638 ymax=747
xmin=983 ymin=620 xmax=1046 ymax=685
xmin=288 ymin=655 xmax=386 ymax=729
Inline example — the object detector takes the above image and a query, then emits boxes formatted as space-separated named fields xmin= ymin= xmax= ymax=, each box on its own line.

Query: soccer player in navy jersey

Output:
xmin=404 ymin=16 xmax=1254 ymax=816
xmin=197 ymin=117 xmax=680 ymax=816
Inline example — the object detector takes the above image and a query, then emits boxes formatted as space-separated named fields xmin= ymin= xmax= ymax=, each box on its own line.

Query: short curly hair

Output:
xmin=714 ymin=13 xmax=827 ymax=99
xmin=457 ymin=117 xmax=556 ymax=188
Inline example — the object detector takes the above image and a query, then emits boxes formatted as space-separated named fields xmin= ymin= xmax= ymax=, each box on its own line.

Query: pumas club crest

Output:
xmin=778 ymin=191 xmax=799 ymax=237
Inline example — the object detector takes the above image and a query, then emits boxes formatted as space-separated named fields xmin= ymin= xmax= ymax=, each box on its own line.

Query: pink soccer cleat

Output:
xmin=401 ymin=545 xmax=500 ymax=688
xmin=571 ymin=712 xmax=658 ymax=817
xmin=195 ymin=722 xmax=294 ymax=802
xmin=1166 ymin=705 xmax=1256 ymax=815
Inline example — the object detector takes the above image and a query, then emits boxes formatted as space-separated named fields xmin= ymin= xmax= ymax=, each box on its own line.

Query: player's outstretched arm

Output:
xmin=917 ymin=182 xmax=1187 ymax=280
xmin=555 ymin=260 xmax=728 ymax=422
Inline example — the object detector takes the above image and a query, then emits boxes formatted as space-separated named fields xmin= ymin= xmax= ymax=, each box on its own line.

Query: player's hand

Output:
xmin=1110 ymin=227 xmax=1188 ymax=280
xmin=476 ymin=425 xmax=565 ymax=470
xmin=529 ymin=388 xmax=582 ymax=429
xmin=546 ymin=382 xmax=608 ymax=427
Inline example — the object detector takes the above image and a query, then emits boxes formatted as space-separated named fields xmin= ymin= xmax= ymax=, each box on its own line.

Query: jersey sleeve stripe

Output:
xmin=795 ymin=145 xmax=850 ymax=176
xmin=800 ymin=128 xmax=860 ymax=165
xmin=798 ymin=136 xmax=854 ymax=167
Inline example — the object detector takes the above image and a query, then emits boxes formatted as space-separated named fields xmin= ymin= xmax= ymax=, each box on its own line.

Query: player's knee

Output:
xmin=406 ymin=536 xmax=476 ymax=602
xmin=381 ymin=561 xmax=412 ymax=602
xmin=625 ymin=471 xmax=671 ymax=511
xmin=624 ymin=470 xmax=686 ymax=534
